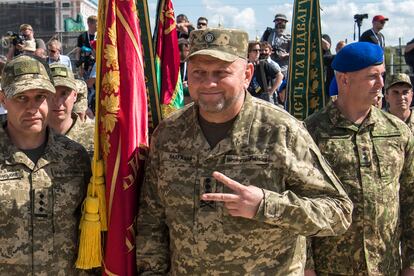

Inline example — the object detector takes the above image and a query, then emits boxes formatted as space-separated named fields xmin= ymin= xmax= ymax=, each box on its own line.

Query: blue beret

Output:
xmin=329 ymin=77 xmax=338 ymax=96
xmin=332 ymin=42 xmax=383 ymax=72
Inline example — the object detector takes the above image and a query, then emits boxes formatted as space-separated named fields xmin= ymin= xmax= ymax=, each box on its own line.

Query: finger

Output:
xmin=201 ymin=193 xmax=240 ymax=202
xmin=212 ymin=171 xmax=246 ymax=194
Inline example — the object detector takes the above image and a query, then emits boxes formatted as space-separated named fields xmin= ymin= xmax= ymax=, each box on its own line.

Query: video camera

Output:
xmin=5 ymin=31 xmax=25 ymax=46
xmin=354 ymin=14 xmax=368 ymax=23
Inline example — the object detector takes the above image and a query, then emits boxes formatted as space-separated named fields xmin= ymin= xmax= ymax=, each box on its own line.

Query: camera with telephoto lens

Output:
xmin=5 ymin=31 xmax=25 ymax=46
xmin=354 ymin=14 xmax=368 ymax=21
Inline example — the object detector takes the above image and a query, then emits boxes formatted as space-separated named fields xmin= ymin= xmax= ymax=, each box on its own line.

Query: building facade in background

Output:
xmin=0 ymin=0 xmax=97 ymax=56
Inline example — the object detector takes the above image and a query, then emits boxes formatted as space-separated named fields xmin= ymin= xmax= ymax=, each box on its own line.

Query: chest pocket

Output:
xmin=51 ymin=169 xmax=85 ymax=216
xmin=222 ymin=154 xmax=282 ymax=192
xmin=158 ymin=152 xmax=197 ymax=216
xmin=372 ymin=132 xmax=404 ymax=182
xmin=317 ymin=134 xmax=357 ymax=183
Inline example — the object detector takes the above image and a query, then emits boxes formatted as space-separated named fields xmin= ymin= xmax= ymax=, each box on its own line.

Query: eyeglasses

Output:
xmin=197 ymin=22 xmax=207 ymax=26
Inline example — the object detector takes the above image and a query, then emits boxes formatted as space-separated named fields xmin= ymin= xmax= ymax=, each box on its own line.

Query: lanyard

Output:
xmin=371 ymin=29 xmax=383 ymax=47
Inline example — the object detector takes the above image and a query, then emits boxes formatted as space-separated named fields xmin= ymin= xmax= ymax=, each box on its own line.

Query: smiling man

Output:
xmin=305 ymin=42 xmax=414 ymax=275
xmin=385 ymin=73 xmax=414 ymax=132
xmin=48 ymin=63 xmax=94 ymax=157
xmin=0 ymin=55 xmax=91 ymax=274
xmin=136 ymin=28 xmax=352 ymax=275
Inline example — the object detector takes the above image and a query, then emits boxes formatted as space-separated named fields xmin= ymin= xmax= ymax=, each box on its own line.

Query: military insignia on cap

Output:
xmin=13 ymin=61 xmax=41 ymax=76
xmin=51 ymin=67 xmax=68 ymax=78
xmin=204 ymin=32 xmax=215 ymax=43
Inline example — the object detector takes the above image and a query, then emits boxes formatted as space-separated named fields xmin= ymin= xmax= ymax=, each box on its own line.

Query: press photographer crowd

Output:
xmin=1 ymin=13 xmax=413 ymax=113
xmin=2 ymin=8 xmax=414 ymax=275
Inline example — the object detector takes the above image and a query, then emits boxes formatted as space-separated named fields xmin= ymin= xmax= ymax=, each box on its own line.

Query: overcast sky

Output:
xmin=147 ymin=0 xmax=414 ymax=48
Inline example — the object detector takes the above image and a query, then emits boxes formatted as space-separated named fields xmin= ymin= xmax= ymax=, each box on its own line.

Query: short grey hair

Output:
xmin=48 ymin=39 xmax=62 ymax=51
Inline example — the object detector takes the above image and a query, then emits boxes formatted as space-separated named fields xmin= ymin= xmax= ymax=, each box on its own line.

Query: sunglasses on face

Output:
xmin=197 ymin=22 xmax=207 ymax=26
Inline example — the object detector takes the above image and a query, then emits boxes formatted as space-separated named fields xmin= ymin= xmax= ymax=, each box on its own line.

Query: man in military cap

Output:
xmin=385 ymin=73 xmax=414 ymax=133
xmin=261 ymin=13 xmax=291 ymax=76
xmin=49 ymin=63 xmax=94 ymax=157
xmin=0 ymin=55 xmax=91 ymax=274
xmin=305 ymin=42 xmax=414 ymax=275
xmin=136 ymin=27 xmax=352 ymax=274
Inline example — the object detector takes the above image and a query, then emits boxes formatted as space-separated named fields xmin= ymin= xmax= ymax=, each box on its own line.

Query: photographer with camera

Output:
xmin=247 ymin=41 xmax=283 ymax=105
xmin=261 ymin=13 xmax=291 ymax=77
xmin=5 ymin=24 xmax=46 ymax=60
xmin=176 ymin=14 xmax=194 ymax=39
xmin=359 ymin=14 xmax=388 ymax=50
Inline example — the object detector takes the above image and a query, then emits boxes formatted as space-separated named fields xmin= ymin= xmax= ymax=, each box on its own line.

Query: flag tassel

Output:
xmin=75 ymin=196 xmax=102 ymax=269
xmin=76 ymin=160 xmax=106 ymax=269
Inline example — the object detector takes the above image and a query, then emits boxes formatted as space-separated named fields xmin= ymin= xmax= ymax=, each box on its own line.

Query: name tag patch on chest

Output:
xmin=225 ymin=155 xmax=269 ymax=165
xmin=165 ymin=153 xmax=196 ymax=163
xmin=0 ymin=170 xmax=23 ymax=180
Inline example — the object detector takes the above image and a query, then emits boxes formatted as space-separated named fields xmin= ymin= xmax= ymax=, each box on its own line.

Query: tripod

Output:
xmin=354 ymin=19 xmax=363 ymax=41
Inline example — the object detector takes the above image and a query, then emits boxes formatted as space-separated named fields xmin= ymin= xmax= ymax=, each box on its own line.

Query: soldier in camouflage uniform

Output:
xmin=261 ymin=13 xmax=291 ymax=77
xmin=136 ymin=28 xmax=353 ymax=275
xmin=305 ymin=42 xmax=414 ymax=275
xmin=0 ymin=55 xmax=91 ymax=274
xmin=49 ymin=63 xmax=94 ymax=157
xmin=385 ymin=73 xmax=414 ymax=133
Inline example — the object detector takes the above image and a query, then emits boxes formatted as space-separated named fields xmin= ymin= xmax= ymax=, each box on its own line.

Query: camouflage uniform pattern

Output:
xmin=49 ymin=62 xmax=77 ymax=91
xmin=0 ymin=126 xmax=91 ymax=275
xmin=64 ymin=113 xmax=94 ymax=158
xmin=1 ymin=55 xmax=55 ymax=97
xmin=136 ymin=92 xmax=353 ymax=275
xmin=305 ymin=102 xmax=414 ymax=275
xmin=188 ymin=28 xmax=249 ymax=62
xmin=73 ymin=79 xmax=88 ymax=114
xmin=406 ymin=108 xmax=414 ymax=134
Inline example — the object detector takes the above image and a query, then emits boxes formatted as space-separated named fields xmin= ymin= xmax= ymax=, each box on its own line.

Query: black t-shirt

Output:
xmin=77 ymin=32 xmax=95 ymax=48
xmin=21 ymin=137 xmax=47 ymax=164
xmin=198 ymin=114 xmax=236 ymax=149
xmin=359 ymin=29 xmax=385 ymax=49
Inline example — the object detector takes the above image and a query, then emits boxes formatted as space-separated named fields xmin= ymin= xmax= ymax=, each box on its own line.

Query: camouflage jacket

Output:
xmin=305 ymin=102 xmax=414 ymax=275
xmin=65 ymin=113 xmax=94 ymax=158
xmin=406 ymin=108 xmax=414 ymax=134
xmin=136 ymin=93 xmax=352 ymax=275
xmin=0 ymin=125 xmax=91 ymax=275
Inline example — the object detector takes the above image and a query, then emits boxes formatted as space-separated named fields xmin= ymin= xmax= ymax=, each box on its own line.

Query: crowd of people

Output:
xmin=1 ymin=9 xmax=414 ymax=276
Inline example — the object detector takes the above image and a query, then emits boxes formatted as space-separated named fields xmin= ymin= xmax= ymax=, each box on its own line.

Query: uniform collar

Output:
xmin=65 ymin=113 xmax=81 ymax=136
xmin=0 ymin=125 xmax=58 ymax=170
xmin=328 ymin=101 xmax=376 ymax=132
xmin=189 ymin=92 xmax=255 ymax=157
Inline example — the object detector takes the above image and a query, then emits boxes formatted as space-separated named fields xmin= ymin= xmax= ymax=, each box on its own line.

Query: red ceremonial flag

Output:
xmin=96 ymin=0 xmax=148 ymax=274
xmin=154 ymin=0 xmax=184 ymax=117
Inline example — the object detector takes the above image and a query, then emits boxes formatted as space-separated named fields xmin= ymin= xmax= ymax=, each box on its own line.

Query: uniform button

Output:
xmin=39 ymin=207 xmax=44 ymax=212
xmin=39 ymin=201 xmax=44 ymax=206
xmin=39 ymin=194 xmax=44 ymax=199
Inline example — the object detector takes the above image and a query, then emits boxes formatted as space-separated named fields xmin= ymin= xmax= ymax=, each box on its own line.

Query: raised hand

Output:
xmin=201 ymin=171 xmax=264 ymax=219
